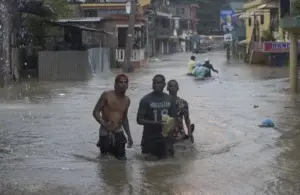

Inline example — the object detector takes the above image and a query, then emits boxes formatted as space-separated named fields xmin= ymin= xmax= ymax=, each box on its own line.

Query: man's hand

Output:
xmin=108 ymin=121 xmax=121 ymax=133
xmin=189 ymin=134 xmax=194 ymax=143
xmin=127 ymin=136 xmax=133 ymax=148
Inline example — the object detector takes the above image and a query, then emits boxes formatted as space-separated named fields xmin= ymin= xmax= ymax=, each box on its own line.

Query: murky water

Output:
xmin=1 ymin=52 xmax=300 ymax=194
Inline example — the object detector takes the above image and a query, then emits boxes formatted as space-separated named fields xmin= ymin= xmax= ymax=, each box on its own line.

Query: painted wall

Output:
xmin=244 ymin=0 xmax=282 ymax=42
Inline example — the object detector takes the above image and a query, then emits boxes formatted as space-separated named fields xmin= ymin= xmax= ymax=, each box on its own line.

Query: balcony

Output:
xmin=156 ymin=27 xmax=172 ymax=38
xmin=280 ymin=16 xmax=300 ymax=32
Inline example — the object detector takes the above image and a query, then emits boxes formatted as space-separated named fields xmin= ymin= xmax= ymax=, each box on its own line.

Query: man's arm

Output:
xmin=183 ymin=100 xmax=191 ymax=134
xmin=210 ymin=64 xmax=218 ymax=73
xmin=137 ymin=97 xmax=155 ymax=125
xmin=169 ymin=97 xmax=177 ymax=118
xmin=122 ymin=98 xmax=132 ymax=138
xmin=92 ymin=92 xmax=107 ymax=127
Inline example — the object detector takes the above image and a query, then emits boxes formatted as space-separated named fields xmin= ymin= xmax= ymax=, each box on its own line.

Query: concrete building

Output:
xmin=66 ymin=0 xmax=150 ymax=68
xmin=170 ymin=3 xmax=199 ymax=52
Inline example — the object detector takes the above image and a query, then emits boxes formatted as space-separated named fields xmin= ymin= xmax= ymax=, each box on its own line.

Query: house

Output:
xmin=147 ymin=0 xmax=180 ymax=57
xmin=241 ymin=0 xmax=281 ymax=43
xmin=238 ymin=0 xmax=300 ymax=65
xmin=170 ymin=2 xmax=199 ymax=52
xmin=66 ymin=0 xmax=150 ymax=68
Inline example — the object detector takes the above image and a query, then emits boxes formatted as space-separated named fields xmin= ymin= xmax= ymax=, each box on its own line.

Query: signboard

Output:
xmin=224 ymin=33 xmax=232 ymax=42
xmin=220 ymin=10 xmax=235 ymax=33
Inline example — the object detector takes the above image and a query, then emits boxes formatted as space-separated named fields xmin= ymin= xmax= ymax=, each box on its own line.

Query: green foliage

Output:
xmin=261 ymin=30 xmax=275 ymax=41
xmin=24 ymin=0 xmax=73 ymax=47
xmin=43 ymin=0 xmax=74 ymax=19
xmin=291 ymin=0 xmax=300 ymax=15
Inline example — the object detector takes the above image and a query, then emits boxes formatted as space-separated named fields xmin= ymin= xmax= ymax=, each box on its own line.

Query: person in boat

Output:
xmin=167 ymin=80 xmax=194 ymax=143
xmin=187 ymin=56 xmax=196 ymax=76
xmin=202 ymin=58 xmax=218 ymax=77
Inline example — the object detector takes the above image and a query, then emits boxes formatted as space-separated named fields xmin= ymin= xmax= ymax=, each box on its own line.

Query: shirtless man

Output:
xmin=93 ymin=74 xmax=133 ymax=160
xmin=137 ymin=74 xmax=177 ymax=159
xmin=167 ymin=80 xmax=194 ymax=143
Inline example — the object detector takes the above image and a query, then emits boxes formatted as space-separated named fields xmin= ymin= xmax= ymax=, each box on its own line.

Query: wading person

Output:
xmin=93 ymin=74 xmax=133 ymax=160
xmin=167 ymin=80 xmax=194 ymax=143
xmin=202 ymin=58 xmax=218 ymax=77
xmin=187 ymin=56 xmax=196 ymax=75
xmin=137 ymin=74 xmax=177 ymax=159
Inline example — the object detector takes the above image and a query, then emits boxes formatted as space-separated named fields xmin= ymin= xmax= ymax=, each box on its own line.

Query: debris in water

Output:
xmin=258 ymin=119 xmax=274 ymax=128
xmin=253 ymin=105 xmax=259 ymax=108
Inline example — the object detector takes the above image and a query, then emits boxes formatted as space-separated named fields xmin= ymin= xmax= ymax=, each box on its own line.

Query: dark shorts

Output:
xmin=141 ymin=133 xmax=174 ymax=158
xmin=99 ymin=131 xmax=127 ymax=158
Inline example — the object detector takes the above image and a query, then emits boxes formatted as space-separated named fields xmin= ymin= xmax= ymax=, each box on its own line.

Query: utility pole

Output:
xmin=289 ymin=0 xmax=298 ymax=93
xmin=123 ymin=0 xmax=138 ymax=73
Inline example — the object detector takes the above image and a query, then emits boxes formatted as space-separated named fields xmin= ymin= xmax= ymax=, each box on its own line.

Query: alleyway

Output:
xmin=1 ymin=51 xmax=300 ymax=195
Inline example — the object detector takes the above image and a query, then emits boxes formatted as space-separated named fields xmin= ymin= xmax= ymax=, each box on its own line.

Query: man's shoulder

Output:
xmin=140 ymin=92 xmax=153 ymax=102
xmin=103 ymin=90 xmax=114 ymax=95
xmin=178 ymin=97 xmax=188 ymax=105
xmin=162 ymin=92 xmax=173 ymax=99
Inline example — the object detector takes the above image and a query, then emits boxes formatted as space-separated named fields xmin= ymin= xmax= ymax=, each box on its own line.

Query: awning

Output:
xmin=238 ymin=40 xmax=249 ymax=44
xmin=239 ymin=12 xmax=250 ymax=19
xmin=57 ymin=17 xmax=103 ymax=23
xmin=258 ymin=2 xmax=278 ymax=9
xmin=250 ymin=10 xmax=264 ymax=16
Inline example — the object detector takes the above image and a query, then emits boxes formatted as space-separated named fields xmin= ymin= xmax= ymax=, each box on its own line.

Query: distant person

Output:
xmin=137 ymin=74 xmax=177 ymax=159
xmin=187 ymin=56 xmax=196 ymax=76
xmin=167 ymin=80 xmax=194 ymax=143
xmin=202 ymin=58 xmax=218 ymax=77
xmin=193 ymin=62 xmax=210 ymax=80
xmin=93 ymin=74 xmax=133 ymax=160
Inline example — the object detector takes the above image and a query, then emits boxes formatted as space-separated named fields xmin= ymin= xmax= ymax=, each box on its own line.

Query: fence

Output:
xmin=38 ymin=47 xmax=110 ymax=81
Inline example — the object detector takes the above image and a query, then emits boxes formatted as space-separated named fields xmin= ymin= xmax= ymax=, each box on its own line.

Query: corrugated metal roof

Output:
xmin=57 ymin=17 xmax=103 ymax=23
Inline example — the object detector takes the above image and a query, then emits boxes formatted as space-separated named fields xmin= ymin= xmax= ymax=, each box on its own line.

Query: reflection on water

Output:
xmin=98 ymin=161 xmax=133 ymax=195
xmin=1 ymin=52 xmax=300 ymax=194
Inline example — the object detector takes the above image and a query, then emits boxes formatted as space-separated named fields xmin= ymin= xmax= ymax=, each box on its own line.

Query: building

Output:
xmin=66 ymin=0 xmax=150 ymax=68
xmin=146 ymin=0 xmax=181 ymax=57
xmin=170 ymin=2 xmax=199 ymax=52
xmin=241 ymin=0 xmax=282 ymax=43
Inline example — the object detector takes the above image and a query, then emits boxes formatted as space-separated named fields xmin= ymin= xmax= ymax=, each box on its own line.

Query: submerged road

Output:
xmin=1 ymin=51 xmax=300 ymax=195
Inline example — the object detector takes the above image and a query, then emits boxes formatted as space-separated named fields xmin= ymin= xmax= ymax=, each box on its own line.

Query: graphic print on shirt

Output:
xmin=149 ymin=101 xmax=171 ymax=122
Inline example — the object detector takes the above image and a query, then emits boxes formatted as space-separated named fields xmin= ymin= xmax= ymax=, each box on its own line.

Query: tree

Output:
xmin=22 ymin=0 xmax=74 ymax=47
xmin=291 ymin=0 xmax=300 ymax=15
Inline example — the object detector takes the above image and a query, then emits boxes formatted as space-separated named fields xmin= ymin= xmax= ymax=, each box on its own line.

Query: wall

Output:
xmin=38 ymin=48 xmax=110 ymax=81
xmin=244 ymin=8 xmax=271 ymax=42
xmin=244 ymin=0 xmax=281 ymax=42
xmin=88 ymin=47 xmax=110 ymax=74
xmin=171 ymin=4 xmax=191 ymax=20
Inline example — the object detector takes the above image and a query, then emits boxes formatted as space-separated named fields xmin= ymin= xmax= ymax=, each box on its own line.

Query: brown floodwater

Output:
xmin=0 ymin=51 xmax=300 ymax=195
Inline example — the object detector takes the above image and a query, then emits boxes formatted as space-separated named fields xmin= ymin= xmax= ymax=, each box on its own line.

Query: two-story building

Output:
xmin=170 ymin=2 xmax=199 ymax=52
xmin=147 ymin=0 xmax=180 ymax=57
xmin=66 ymin=0 xmax=150 ymax=68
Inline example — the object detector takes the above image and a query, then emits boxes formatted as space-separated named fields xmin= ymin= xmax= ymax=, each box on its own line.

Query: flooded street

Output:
xmin=1 ymin=51 xmax=300 ymax=195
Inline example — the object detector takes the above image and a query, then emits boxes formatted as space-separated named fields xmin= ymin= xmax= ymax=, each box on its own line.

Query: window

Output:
xmin=83 ymin=10 xmax=97 ymax=17
xmin=248 ymin=18 xmax=252 ymax=26
xmin=260 ymin=15 xmax=264 ymax=25
xmin=176 ymin=8 xmax=180 ymax=15
xmin=181 ymin=8 xmax=184 ymax=14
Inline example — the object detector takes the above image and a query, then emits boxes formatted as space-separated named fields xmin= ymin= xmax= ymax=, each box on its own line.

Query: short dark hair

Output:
xmin=191 ymin=56 xmax=196 ymax=60
xmin=167 ymin=79 xmax=178 ymax=87
xmin=153 ymin=74 xmax=165 ymax=82
xmin=115 ymin=74 xmax=128 ymax=83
